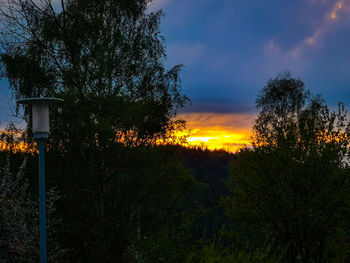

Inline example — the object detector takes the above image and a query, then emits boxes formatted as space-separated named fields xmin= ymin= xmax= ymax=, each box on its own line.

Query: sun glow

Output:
xmin=176 ymin=113 xmax=255 ymax=152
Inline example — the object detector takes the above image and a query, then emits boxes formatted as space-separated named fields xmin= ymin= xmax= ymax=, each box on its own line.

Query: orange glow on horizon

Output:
xmin=0 ymin=112 xmax=256 ymax=154
xmin=176 ymin=112 xmax=255 ymax=152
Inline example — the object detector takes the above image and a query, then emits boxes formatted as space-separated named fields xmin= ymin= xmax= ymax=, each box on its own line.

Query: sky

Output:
xmin=151 ymin=0 xmax=350 ymax=151
xmin=1 ymin=0 xmax=350 ymax=151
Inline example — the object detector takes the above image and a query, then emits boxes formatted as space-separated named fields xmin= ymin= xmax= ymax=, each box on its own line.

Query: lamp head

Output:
xmin=17 ymin=97 xmax=64 ymax=139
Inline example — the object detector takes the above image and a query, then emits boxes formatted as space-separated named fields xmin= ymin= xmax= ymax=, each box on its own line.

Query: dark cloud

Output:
xmin=161 ymin=0 xmax=350 ymax=110
xmin=180 ymin=99 xmax=256 ymax=114
xmin=2 ymin=0 xmax=350 ymax=126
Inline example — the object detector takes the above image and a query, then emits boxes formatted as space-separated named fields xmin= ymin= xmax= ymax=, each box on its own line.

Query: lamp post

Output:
xmin=17 ymin=97 xmax=63 ymax=263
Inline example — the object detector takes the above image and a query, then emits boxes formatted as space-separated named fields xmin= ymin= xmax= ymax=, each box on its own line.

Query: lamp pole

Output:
xmin=37 ymin=135 xmax=47 ymax=263
xmin=17 ymin=97 xmax=63 ymax=263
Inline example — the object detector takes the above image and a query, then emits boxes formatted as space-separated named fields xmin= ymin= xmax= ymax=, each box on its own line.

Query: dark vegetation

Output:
xmin=1 ymin=0 xmax=350 ymax=262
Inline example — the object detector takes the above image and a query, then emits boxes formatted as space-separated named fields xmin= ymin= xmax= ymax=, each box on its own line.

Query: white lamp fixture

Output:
xmin=17 ymin=97 xmax=63 ymax=139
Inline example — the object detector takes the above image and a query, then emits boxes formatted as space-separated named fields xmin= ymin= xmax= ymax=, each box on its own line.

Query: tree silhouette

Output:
xmin=226 ymin=72 xmax=350 ymax=262
xmin=0 ymin=1 xmax=192 ymax=261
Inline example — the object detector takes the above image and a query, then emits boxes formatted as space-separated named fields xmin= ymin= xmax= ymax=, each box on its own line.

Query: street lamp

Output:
xmin=17 ymin=97 xmax=63 ymax=263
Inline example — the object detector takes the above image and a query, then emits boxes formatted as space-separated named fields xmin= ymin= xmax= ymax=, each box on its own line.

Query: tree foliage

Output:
xmin=0 ymin=0 xmax=192 ymax=261
xmin=253 ymin=72 xmax=309 ymax=146
xmin=226 ymin=72 xmax=350 ymax=262
xmin=0 ymin=152 xmax=62 ymax=262
xmin=185 ymin=242 xmax=282 ymax=263
xmin=0 ymin=0 xmax=188 ymax=143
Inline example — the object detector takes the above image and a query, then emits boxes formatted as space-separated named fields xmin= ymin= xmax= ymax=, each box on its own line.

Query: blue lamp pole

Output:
xmin=17 ymin=97 xmax=63 ymax=263
xmin=37 ymin=135 xmax=47 ymax=263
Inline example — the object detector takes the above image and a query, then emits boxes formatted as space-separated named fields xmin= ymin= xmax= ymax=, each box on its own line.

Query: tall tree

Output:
xmin=0 ymin=1 xmax=193 ymax=262
xmin=0 ymin=0 xmax=188 ymax=143
xmin=225 ymin=72 xmax=350 ymax=263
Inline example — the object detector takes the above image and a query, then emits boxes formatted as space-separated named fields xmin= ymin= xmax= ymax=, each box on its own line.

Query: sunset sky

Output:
xmin=1 ymin=0 xmax=350 ymax=151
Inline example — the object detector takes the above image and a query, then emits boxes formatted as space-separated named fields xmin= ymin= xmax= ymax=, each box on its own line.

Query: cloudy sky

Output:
xmin=1 ymin=0 xmax=350 ymax=150
xmin=149 ymin=0 xmax=350 ymax=150
xmin=151 ymin=0 xmax=350 ymax=108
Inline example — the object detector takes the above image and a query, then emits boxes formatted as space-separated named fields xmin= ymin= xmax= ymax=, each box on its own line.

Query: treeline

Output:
xmin=0 ymin=140 xmax=236 ymax=262
xmin=0 ymin=133 xmax=281 ymax=262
